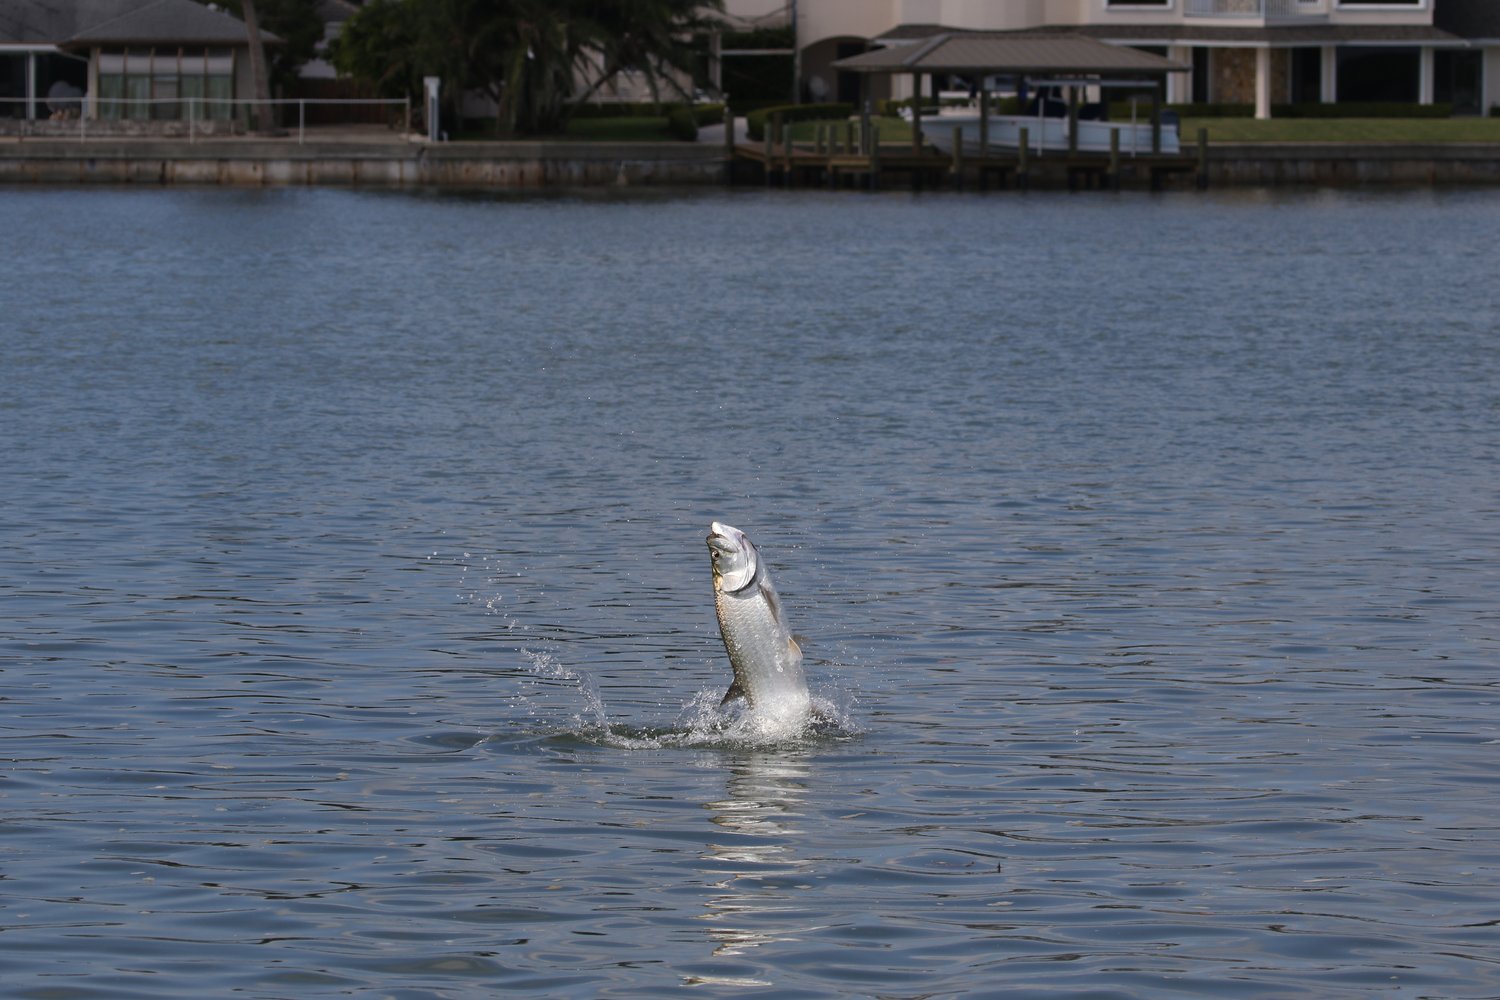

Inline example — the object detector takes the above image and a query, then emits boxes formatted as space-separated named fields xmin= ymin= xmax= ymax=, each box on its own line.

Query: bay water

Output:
xmin=2 ymin=185 xmax=1497 ymax=998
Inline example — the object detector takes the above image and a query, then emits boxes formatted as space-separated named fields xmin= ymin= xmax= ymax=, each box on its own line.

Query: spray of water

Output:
xmin=511 ymin=648 xmax=857 ymax=750
xmin=449 ymin=546 xmax=858 ymax=750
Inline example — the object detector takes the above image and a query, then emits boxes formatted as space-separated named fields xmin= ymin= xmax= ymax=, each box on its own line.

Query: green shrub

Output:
xmin=665 ymin=106 xmax=698 ymax=141
xmin=745 ymin=102 xmax=854 ymax=141
xmin=692 ymin=103 xmax=726 ymax=126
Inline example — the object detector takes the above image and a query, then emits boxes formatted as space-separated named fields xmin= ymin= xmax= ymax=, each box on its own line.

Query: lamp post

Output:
xmin=790 ymin=0 xmax=800 ymax=104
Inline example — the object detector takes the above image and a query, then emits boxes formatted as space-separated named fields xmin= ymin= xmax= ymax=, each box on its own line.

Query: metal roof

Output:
xmin=70 ymin=0 xmax=276 ymax=45
xmin=0 ymin=0 xmax=275 ymax=46
xmin=833 ymin=33 xmax=1187 ymax=76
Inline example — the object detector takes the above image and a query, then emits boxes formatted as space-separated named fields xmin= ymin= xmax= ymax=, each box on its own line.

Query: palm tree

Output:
xmin=240 ymin=0 xmax=274 ymax=131
xmin=572 ymin=0 xmax=721 ymax=109
xmin=334 ymin=0 xmax=724 ymax=137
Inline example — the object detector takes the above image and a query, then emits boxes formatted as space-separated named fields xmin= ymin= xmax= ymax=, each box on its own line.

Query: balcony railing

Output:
xmin=1183 ymin=0 xmax=1326 ymax=17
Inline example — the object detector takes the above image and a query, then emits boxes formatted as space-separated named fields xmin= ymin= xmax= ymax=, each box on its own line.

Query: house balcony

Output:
xmin=1182 ymin=0 xmax=1328 ymax=23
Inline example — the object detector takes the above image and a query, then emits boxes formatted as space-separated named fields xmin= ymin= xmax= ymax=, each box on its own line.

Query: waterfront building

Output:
xmin=724 ymin=0 xmax=1499 ymax=116
xmin=0 ymin=0 xmax=274 ymax=129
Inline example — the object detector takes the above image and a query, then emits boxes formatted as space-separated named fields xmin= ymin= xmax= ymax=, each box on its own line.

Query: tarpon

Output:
xmin=706 ymin=522 xmax=811 ymax=726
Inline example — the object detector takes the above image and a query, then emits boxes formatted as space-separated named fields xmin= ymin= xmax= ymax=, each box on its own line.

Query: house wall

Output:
xmin=796 ymin=0 xmax=1051 ymax=50
xmin=1211 ymin=48 xmax=1291 ymax=104
xmin=1072 ymin=1 xmax=1179 ymax=28
xmin=768 ymin=0 xmax=1446 ymax=46
xmin=1325 ymin=1 xmax=1431 ymax=27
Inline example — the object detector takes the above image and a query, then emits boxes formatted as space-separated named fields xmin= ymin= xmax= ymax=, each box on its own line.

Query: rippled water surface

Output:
xmin=3 ymin=185 xmax=1498 ymax=998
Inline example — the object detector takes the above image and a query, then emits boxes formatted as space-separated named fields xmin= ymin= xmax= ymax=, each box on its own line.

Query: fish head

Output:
xmin=707 ymin=521 xmax=759 ymax=593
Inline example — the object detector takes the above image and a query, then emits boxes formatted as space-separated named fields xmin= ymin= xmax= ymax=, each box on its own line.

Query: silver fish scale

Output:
xmin=714 ymin=580 xmax=809 ymax=716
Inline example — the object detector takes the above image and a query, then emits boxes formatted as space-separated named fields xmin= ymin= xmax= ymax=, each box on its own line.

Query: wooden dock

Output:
xmin=724 ymin=117 xmax=1209 ymax=192
xmin=731 ymin=139 xmax=1204 ymax=192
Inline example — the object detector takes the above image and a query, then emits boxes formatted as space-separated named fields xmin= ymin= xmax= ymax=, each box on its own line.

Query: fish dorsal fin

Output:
xmin=720 ymin=679 xmax=747 ymax=706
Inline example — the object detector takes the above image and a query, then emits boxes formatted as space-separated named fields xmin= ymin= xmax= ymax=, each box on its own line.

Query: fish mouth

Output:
xmin=706 ymin=522 xmax=739 ymax=553
xmin=706 ymin=521 xmax=758 ymax=592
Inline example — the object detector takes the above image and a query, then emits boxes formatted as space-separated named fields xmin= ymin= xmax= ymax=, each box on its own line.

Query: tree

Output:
xmin=333 ymin=0 xmax=724 ymax=137
xmin=572 ymin=0 xmax=721 ymax=109
xmin=240 ymin=0 xmax=274 ymax=131
xmin=193 ymin=0 xmax=324 ymax=128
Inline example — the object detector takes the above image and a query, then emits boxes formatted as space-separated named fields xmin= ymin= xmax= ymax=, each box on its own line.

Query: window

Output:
xmin=1289 ymin=47 xmax=1321 ymax=104
xmin=95 ymin=47 xmax=235 ymax=121
xmin=124 ymin=49 xmax=151 ymax=121
xmin=1336 ymin=47 xmax=1419 ymax=102
xmin=205 ymin=50 xmax=234 ymax=120
xmin=1434 ymin=49 xmax=1482 ymax=115
xmin=152 ymin=52 xmax=178 ymax=121
xmin=98 ymin=51 xmax=124 ymax=119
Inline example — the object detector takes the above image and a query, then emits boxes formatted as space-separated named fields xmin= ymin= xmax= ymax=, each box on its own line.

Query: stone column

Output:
xmin=1168 ymin=45 xmax=1192 ymax=104
xmin=1320 ymin=46 xmax=1337 ymax=104
xmin=1419 ymin=46 xmax=1435 ymax=105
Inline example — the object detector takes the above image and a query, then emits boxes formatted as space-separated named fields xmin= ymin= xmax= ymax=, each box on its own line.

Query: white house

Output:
xmin=725 ymin=0 xmax=1499 ymax=116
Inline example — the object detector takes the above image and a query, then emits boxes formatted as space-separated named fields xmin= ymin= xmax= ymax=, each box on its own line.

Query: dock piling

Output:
xmin=1018 ymin=127 xmax=1030 ymax=191
xmin=723 ymin=104 xmax=735 ymax=182
xmin=1108 ymin=129 xmax=1120 ymax=192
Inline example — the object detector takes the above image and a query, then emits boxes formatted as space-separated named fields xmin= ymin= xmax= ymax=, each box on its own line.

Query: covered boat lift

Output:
xmin=831 ymin=32 xmax=1189 ymax=159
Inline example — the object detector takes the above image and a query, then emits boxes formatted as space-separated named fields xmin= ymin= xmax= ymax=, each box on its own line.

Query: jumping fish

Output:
xmin=706 ymin=522 xmax=811 ymax=727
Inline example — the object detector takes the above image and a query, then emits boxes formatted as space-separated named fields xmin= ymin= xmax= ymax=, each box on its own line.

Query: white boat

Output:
xmin=909 ymin=107 xmax=1180 ymax=157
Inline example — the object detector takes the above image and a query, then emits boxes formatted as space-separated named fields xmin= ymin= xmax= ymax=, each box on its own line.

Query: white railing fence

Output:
xmin=0 ymin=96 xmax=413 ymax=143
xmin=1183 ymin=0 xmax=1325 ymax=17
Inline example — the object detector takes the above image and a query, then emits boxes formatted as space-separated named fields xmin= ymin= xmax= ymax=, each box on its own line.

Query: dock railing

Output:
xmin=1183 ymin=0 xmax=1326 ymax=18
xmin=0 ymin=96 xmax=414 ymax=143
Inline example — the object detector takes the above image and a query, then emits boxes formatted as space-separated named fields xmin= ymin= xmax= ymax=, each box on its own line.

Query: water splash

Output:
xmin=511 ymin=650 xmax=858 ymax=751
xmin=514 ymin=647 xmax=612 ymax=734
xmin=449 ymin=547 xmax=859 ymax=750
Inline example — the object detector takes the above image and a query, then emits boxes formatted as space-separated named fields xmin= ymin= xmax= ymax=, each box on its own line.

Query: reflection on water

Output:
xmin=699 ymin=754 xmax=814 ymax=964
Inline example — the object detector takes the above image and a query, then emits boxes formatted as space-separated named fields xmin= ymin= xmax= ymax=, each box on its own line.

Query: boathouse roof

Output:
xmin=833 ymin=33 xmax=1186 ymax=77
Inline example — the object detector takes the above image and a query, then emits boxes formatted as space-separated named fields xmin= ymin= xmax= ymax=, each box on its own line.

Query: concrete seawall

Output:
xmin=1207 ymin=143 xmax=1500 ymax=186
xmin=0 ymin=139 xmax=727 ymax=187
xmin=2 ymin=137 xmax=1499 ymax=188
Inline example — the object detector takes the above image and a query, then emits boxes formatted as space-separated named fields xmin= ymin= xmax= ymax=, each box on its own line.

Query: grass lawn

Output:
xmin=1182 ymin=117 xmax=1500 ymax=143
